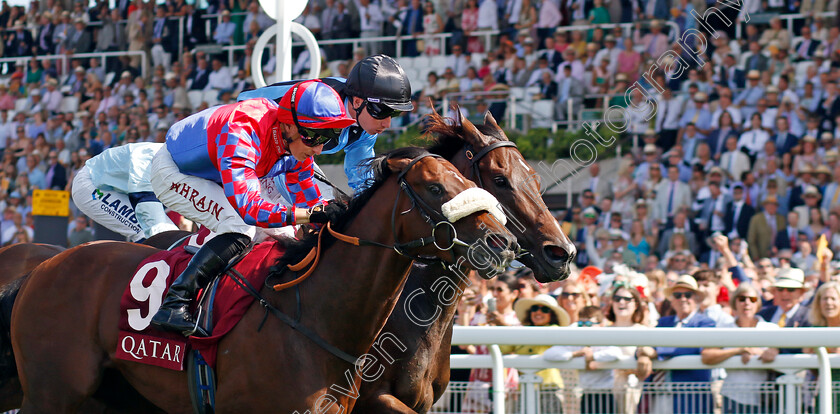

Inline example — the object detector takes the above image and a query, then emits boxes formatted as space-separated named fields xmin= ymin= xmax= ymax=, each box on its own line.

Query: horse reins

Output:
xmin=272 ymin=153 xmax=470 ymax=291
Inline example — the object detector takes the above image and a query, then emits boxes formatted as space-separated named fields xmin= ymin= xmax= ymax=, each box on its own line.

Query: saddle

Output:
xmin=117 ymin=228 xmax=287 ymax=414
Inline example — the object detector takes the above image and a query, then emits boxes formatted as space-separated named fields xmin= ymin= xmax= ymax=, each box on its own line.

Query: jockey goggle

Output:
xmin=289 ymin=82 xmax=342 ymax=148
xmin=298 ymin=127 xmax=342 ymax=147
xmin=365 ymin=100 xmax=403 ymax=120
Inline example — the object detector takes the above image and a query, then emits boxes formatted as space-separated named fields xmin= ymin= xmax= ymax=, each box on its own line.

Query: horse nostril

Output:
xmin=543 ymin=244 xmax=570 ymax=265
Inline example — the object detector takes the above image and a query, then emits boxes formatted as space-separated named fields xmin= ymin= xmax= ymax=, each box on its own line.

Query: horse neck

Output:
xmin=298 ymin=185 xmax=416 ymax=358
xmin=399 ymin=264 xmax=470 ymax=342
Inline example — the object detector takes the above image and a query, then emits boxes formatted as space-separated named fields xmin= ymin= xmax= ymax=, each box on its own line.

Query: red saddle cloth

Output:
xmin=116 ymin=228 xmax=285 ymax=370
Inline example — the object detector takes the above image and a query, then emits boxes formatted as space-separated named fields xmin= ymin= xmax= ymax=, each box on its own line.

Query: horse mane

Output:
xmin=270 ymin=146 xmax=432 ymax=277
xmin=424 ymin=111 xmax=508 ymax=159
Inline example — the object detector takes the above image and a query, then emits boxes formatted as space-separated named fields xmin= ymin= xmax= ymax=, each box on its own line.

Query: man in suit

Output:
xmin=189 ymin=56 xmax=210 ymax=91
xmin=654 ymin=165 xmax=692 ymax=226
xmin=539 ymin=37 xmax=564 ymax=72
xmin=35 ymin=12 xmax=54 ymax=56
xmin=774 ymin=211 xmax=801 ymax=253
xmin=696 ymin=181 xmax=730 ymax=241
xmin=724 ymin=182 xmax=755 ymax=239
xmin=734 ymin=70 xmax=765 ymax=120
xmin=788 ymin=167 xmax=816 ymax=211
xmin=6 ymin=21 xmax=32 ymax=57
xmin=638 ymin=275 xmax=715 ymax=414
xmin=740 ymin=41 xmax=769 ymax=72
xmin=657 ymin=210 xmax=699 ymax=257
xmin=821 ymin=164 xmax=840 ymax=211
xmin=715 ymin=54 xmax=745 ymax=90
xmin=757 ymin=268 xmax=811 ymax=352
xmin=720 ymin=135 xmax=750 ymax=184
xmin=183 ymin=4 xmax=206 ymax=51
xmin=44 ymin=150 xmax=67 ymax=190
xmin=773 ymin=116 xmax=799 ymax=156
xmin=747 ymin=195 xmax=786 ymax=260
xmin=794 ymin=26 xmax=822 ymax=62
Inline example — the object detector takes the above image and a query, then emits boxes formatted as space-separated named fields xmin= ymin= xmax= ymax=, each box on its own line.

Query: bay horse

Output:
xmin=353 ymin=111 xmax=577 ymax=413
xmin=0 ymin=231 xmax=190 ymax=412
xmin=12 ymin=147 xmax=518 ymax=413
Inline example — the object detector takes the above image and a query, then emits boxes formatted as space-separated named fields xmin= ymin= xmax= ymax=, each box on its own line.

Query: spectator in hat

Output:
xmin=6 ymin=21 xmax=32 ymax=57
xmin=502 ymin=294 xmax=569 ymax=411
xmin=42 ymin=78 xmax=62 ymax=113
xmin=734 ymin=69 xmax=765 ymax=120
xmin=758 ymin=267 xmax=811 ymax=336
xmin=634 ymin=20 xmax=669 ymax=58
xmin=789 ymin=165 xmax=817 ymax=210
xmin=747 ymin=195 xmax=786 ymax=260
xmin=64 ymin=18 xmax=91 ymax=54
xmin=638 ymin=274 xmax=715 ymax=414
xmin=794 ymin=185 xmax=827 ymax=230
xmin=213 ymin=10 xmax=235 ymax=45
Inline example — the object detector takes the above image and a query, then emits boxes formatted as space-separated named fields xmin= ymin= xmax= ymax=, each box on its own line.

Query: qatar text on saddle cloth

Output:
xmin=116 ymin=227 xmax=284 ymax=370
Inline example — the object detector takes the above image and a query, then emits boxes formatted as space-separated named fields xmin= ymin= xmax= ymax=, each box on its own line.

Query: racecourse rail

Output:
xmin=450 ymin=326 xmax=840 ymax=414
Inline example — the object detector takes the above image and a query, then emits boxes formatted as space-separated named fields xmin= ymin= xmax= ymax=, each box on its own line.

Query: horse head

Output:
xmin=426 ymin=109 xmax=576 ymax=282
xmin=370 ymin=147 xmax=518 ymax=279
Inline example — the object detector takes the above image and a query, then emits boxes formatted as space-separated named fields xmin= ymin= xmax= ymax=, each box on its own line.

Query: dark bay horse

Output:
xmin=12 ymin=147 xmax=518 ymax=413
xmin=353 ymin=111 xmax=577 ymax=413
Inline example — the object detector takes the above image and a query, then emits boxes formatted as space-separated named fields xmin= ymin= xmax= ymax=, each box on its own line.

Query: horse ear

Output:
xmin=484 ymin=111 xmax=502 ymax=132
xmin=385 ymin=156 xmax=412 ymax=173
xmin=459 ymin=108 xmax=489 ymax=146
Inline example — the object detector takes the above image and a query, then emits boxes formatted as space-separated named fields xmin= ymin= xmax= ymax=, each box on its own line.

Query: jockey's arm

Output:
xmin=342 ymin=131 xmax=377 ymax=192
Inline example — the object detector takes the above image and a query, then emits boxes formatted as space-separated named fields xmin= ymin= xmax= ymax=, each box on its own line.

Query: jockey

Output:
xmin=71 ymin=143 xmax=180 ymax=242
xmin=237 ymin=54 xmax=413 ymax=193
xmin=149 ymin=80 xmax=355 ymax=336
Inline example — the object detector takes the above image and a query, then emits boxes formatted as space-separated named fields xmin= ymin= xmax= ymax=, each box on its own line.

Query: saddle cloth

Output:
xmin=116 ymin=227 xmax=285 ymax=370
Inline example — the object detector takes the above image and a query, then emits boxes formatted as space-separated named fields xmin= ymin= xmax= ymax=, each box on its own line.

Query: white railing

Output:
xmin=450 ymin=327 xmax=840 ymax=414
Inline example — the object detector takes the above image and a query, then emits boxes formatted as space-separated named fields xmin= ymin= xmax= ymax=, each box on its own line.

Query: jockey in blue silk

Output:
xmin=237 ymin=54 xmax=414 ymax=194
xmin=149 ymin=80 xmax=356 ymax=336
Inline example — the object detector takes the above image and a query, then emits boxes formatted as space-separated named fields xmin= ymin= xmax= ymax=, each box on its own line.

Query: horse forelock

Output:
xmin=270 ymin=147 xmax=433 ymax=276
xmin=425 ymin=112 xmax=508 ymax=162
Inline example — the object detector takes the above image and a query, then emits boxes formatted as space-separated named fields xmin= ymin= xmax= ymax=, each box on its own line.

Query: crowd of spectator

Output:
xmin=454 ymin=234 xmax=838 ymax=413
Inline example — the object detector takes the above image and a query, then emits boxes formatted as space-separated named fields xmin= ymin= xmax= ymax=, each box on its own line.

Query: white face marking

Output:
xmin=448 ymin=170 xmax=467 ymax=185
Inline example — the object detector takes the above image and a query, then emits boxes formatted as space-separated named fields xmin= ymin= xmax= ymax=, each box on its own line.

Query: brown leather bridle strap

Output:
xmin=273 ymin=223 xmax=361 ymax=291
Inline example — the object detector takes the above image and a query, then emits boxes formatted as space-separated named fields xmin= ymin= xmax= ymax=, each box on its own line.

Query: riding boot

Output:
xmin=150 ymin=232 xmax=251 ymax=336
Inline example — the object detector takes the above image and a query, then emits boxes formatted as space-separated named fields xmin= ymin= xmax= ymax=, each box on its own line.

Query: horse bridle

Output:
xmin=270 ymin=153 xmax=477 ymax=293
xmin=463 ymin=140 xmax=534 ymax=264
xmin=464 ymin=141 xmax=518 ymax=187
xmin=227 ymin=153 xmax=488 ymax=367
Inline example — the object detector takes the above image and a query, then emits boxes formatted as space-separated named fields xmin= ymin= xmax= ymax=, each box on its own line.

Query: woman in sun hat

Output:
xmin=503 ymin=294 xmax=570 ymax=413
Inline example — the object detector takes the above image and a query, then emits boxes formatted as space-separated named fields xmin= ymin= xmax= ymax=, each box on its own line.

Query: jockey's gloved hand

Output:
xmin=307 ymin=200 xmax=347 ymax=224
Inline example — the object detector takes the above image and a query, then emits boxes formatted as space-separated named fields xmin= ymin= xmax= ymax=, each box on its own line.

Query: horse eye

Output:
xmin=427 ymin=184 xmax=443 ymax=196
xmin=493 ymin=176 xmax=510 ymax=188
